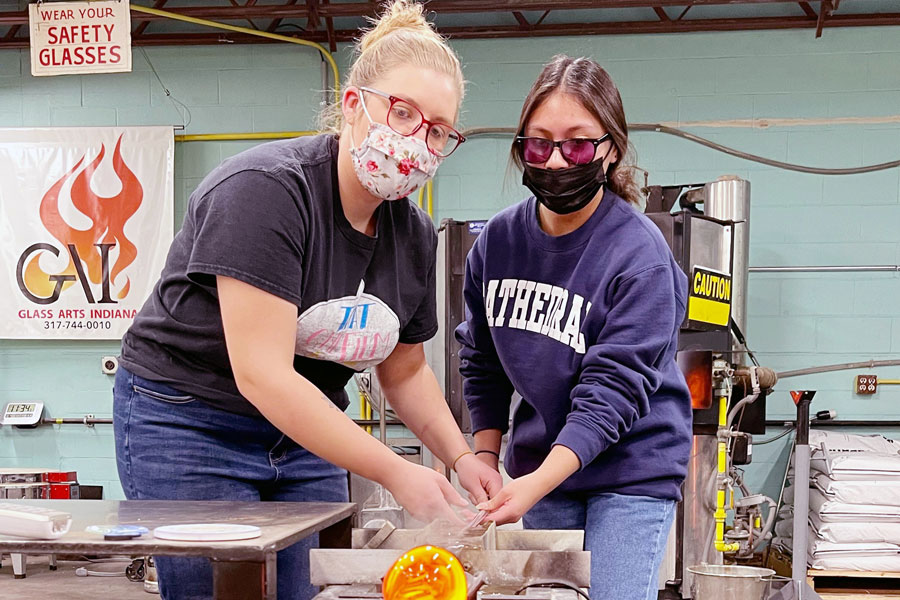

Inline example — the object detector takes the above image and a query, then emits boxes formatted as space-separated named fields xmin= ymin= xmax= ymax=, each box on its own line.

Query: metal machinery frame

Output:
xmin=2 ymin=1 xmax=899 ymax=49
xmin=647 ymin=178 xmax=788 ymax=598
xmin=439 ymin=219 xmax=484 ymax=435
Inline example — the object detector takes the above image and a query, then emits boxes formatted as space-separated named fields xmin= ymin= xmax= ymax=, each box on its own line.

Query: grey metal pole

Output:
xmin=378 ymin=385 xmax=387 ymax=448
xmin=792 ymin=444 xmax=810 ymax=584
xmin=791 ymin=391 xmax=815 ymax=586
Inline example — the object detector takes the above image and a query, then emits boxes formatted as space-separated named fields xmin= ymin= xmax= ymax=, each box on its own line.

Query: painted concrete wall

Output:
xmin=1 ymin=26 xmax=899 ymax=500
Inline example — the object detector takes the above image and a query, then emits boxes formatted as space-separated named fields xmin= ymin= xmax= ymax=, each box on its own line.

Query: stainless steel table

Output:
xmin=0 ymin=500 xmax=357 ymax=600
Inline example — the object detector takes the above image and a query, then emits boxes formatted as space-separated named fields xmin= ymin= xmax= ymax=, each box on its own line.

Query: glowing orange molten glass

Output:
xmin=382 ymin=545 xmax=467 ymax=600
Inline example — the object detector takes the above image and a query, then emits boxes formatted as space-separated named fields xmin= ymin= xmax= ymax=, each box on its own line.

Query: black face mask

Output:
xmin=522 ymin=159 xmax=610 ymax=215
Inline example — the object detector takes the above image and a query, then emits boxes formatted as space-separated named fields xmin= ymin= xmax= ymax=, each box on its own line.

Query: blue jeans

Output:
xmin=523 ymin=491 xmax=675 ymax=600
xmin=113 ymin=367 xmax=349 ymax=600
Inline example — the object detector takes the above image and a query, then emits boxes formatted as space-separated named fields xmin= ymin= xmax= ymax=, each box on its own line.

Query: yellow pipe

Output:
xmin=715 ymin=533 xmax=740 ymax=553
xmin=176 ymin=131 xmax=318 ymax=143
xmin=359 ymin=390 xmax=372 ymax=435
xmin=713 ymin=394 xmax=739 ymax=553
xmin=879 ymin=379 xmax=900 ymax=385
xmin=130 ymin=5 xmax=340 ymax=104
xmin=426 ymin=179 xmax=434 ymax=219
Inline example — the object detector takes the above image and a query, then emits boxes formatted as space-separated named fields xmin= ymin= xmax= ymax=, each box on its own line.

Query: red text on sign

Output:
xmin=47 ymin=24 xmax=115 ymax=44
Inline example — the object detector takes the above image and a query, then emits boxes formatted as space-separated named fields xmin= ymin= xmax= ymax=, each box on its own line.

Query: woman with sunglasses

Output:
xmin=113 ymin=2 xmax=501 ymax=599
xmin=457 ymin=55 xmax=692 ymax=600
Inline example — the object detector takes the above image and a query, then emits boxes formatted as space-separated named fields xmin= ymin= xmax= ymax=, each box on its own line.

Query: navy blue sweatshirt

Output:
xmin=455 ymin=190 xmax=693 ymax=500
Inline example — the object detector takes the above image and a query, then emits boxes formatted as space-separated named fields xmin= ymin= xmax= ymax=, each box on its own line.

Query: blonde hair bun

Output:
xmin=360 ymin=1 xmax=433 ymax=54
xmin=319 ymin=0 xmax=464 ymax=134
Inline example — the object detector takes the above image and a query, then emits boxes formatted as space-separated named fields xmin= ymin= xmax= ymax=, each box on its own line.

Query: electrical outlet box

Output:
xmin=101 ymin=356 xmax=119 ymax=375
xmin=855 ymin=374 xmax=877 ymax=394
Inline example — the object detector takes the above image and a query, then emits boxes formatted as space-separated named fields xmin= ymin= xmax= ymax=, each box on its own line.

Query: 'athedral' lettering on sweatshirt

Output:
xmin=483 ymin=279 xmax=590 ymax=353
xmin=455 ymin=190 xmax=693 ymax=502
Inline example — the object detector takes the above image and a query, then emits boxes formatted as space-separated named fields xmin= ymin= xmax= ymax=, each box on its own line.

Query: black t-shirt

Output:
xmin=120 ymin=134 xmax=438 ymax=416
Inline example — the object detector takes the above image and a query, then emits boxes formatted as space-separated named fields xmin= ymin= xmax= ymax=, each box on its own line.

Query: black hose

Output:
xmin=460 ymin=124 xmax=900 ymax=176
xmin=516 ymin=582 xmax=591 ymax=600
xmin=630 ymin=124 xmax=900 ymax=175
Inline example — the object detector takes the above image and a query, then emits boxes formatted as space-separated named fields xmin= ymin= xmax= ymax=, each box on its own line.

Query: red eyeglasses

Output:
xmin=360 ymin=87 xmax=466 ymax=158
xmin=516 ymin=133 xmax=611 ymax=166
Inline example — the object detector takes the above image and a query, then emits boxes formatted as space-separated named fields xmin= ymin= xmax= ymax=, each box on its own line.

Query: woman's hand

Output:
xmin=455 ymin=452 xmax=503 ymax=505
xmin=476 ymin=445 xmax=581 ymax=525
xmin=476 ymin=472 xmax=549 ymax=525
xmin=383 ymin=461 xmax=469 ymax=525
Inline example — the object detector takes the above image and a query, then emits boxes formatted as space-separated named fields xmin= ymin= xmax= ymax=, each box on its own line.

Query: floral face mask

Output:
xmin=349 ymin=93 xmax=443 ymax=201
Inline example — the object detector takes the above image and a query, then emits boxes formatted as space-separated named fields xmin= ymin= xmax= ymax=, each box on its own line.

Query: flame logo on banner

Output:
xmin=23 ymin=134 xmax=143 ymax=301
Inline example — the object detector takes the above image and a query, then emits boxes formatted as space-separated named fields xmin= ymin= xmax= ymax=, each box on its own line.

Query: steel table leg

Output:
xmin=212 ymin=553 xmax=277 ymax=600
xmin=11 ymin=553 xmax=26 ymax=579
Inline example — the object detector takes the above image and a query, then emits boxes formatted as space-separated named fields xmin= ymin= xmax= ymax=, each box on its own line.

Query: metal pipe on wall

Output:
xmin=128 ymin=5 xmax=341 ymax=104
xmin=751 ymin=265 xmax=900 ymax=273
xmin=766 ymin=420 xmax=900 ymax=427
xmin=168 ymin=123 xmax=899 ymax=176
xmin=41 ymin=417 xmax=112 ymax=425
xmin=778 ymin=358 xmax=900 ymax=379
xmin=175 ymin=131 xmax=317 ymax=142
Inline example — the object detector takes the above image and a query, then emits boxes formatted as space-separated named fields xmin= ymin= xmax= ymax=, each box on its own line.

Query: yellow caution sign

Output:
xmin=688 ymin=267 xmax=732 ymax=327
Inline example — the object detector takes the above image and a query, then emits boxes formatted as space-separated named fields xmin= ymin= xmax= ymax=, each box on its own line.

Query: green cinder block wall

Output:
xmin=1 ymin=27 xmax=899 ymax=501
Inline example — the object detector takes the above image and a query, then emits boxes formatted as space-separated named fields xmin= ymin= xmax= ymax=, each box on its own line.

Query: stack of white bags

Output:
xmin=773 ymin=429 xmax=900 ymax=571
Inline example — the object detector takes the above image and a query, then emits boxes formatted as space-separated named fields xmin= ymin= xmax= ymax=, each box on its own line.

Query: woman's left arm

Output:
xmin=554 ymin=263 xmax=681 ymax=469
xmin=376 ymin=342 xmax=504 ymax=504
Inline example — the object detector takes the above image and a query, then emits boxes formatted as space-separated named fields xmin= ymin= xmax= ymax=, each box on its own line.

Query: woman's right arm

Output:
xmin=454 ymin=235 xmax=515 ymax=468
xmin=217 ymin=275 xmax=468 ymax=523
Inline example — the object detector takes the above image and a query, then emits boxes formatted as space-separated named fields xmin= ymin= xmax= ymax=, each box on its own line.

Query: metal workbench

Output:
xmin=0 ymin=499 xmax=356 ymax=600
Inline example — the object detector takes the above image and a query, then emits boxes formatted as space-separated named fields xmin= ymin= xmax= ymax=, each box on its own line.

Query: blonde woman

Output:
xmin=113 ymin=2 xmax=501 ymax=598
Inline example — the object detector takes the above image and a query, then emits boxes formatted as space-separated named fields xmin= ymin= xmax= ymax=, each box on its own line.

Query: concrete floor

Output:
xmin=0 ymin=555 xmax=150 ymax=599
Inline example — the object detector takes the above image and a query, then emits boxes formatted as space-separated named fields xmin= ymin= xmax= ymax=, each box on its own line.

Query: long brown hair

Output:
xmin=511 ymin=55 xmax=641 ymax=206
